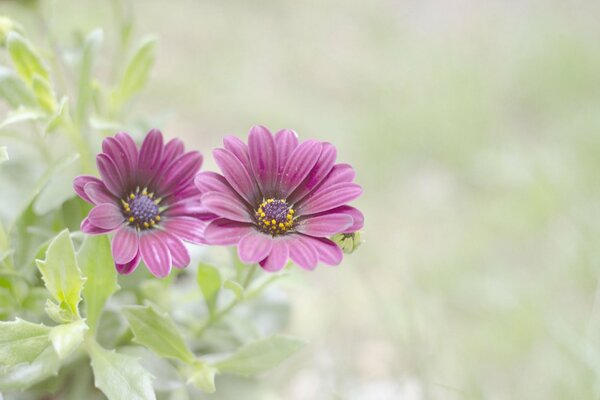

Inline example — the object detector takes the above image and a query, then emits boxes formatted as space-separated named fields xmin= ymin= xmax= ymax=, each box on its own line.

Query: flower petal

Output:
xmin=203 ymin=218 xmax=254 ymax=245
xmin=96 ymin=154 xmax=126 ymax=197
xmin=300 ymin=235 xmax=343 ymax=266
xmin=84 ymin=181 xmax=115 ymax=205
xmin=81 ymin=217 xmax=113 ymax=234
xmin=158 ymin=151 xmax=203 ymax=196
xmin=288 ymin=142 xmax=336 ymax=203
xmin=325 ymin=205 xmax=364 ymax=232
xmin=223 ymin=135 xmax=254 ymax=177
xmin=213 ymin=148 xmax=258 ymax=204
xmin=195 ymin=171 xmax=241 ymax=198
xmin=115 ymin=132 xmax=138 ymax=174
xmin=140 ymin=232 xmax=172 ymax=278
xmin=102 ymin=136 xmax=135 ymax=188
xmin=137 ymin=129 xmax=164 ymax=187
xmin=279 ymin=140 xmax=321 ymax=198
xmin=287 ymin=234 xmax=319 ymax=270
xmin=159 ymin=230 xmax=190 ymax=269
xmin=248 ymin=125 xmax=278 ymax=195
xmin=201 ymin=192 xmax=253 ymax=223
xmin=73 ymin=175 xmax=103 ymax=204
xmin=161 ymin=138 xmax=185 ymax=168
xmin=116 ymin=251 xmax=141 ymax=275
xmin=296 ymin=182 xmax=362 ymax=216
xmin=111 ymin=225 xmax=139 ymax=264
xmin=88 ymin=204 xmax=125 ymax=230
xmin=259 ymin=239 xmax=289 ymax=272
xmin=296 ymin=213 xmax=353 ymax=237
xmin=274 ymin=129 xmax=299 ymax=169
xmin=238 ymin=231 xmax=273 ymax=264
xmin=162 ymin=216 xmax=208 ymax=244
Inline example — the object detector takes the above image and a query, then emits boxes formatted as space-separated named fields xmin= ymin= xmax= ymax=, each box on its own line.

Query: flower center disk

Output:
xmin=122 ymin=189 xmax=161 ymax=229
xmin=256 ymin=198 xmax=295 ymax=236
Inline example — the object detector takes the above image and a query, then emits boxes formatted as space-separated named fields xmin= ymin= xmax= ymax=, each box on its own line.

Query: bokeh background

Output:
xmin=3 ymin=0 xmax=600 ymax=398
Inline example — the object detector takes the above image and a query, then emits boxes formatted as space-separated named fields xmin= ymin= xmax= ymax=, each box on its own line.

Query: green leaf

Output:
xmin=0 ymin=146 xmax=7 ymax=164
xmin=32 ymin=74 xmax=56 ymax=113
xmin=197 ymin=263 xmax=221 ymax=315
xmin=0 ymin=318 xmax=51 ymax=366
xmin=49 ymin=319 xmax=88 ymax=360
xmin=32 ymin=153 xmax=79 ymax=215
xmin=88 ymin=340 xmax=156 ymax=400
xmin=7 ymin=31 xmax=50 ymax=87
xmin=35 ymin=229 xmax=86 ymax=318
xmin=0 ymin=66 xmax=36 ymax=108
xmin=0 ymin=347 xmax=60 ymax=391
xmin=187 ymin=364 xmax=218 ymax=394
xmin=45 ymin=96 xmax=71 ymax=134
xmin=0 ymin=106 xmax=44 ymax=129
xmin=76 ymin=29 xmax=103 ymax=124
xmin=122 ymin=304 xmax=195 ymax=364
xmin=112 ymin=37 xmax=156 ymax=107
xmin=214 ymin=335 xmax=306 ymax=376
xmin=78 ymin=235 xmax=118 ymax=332
xmin=224 ymin=279 xmax=244 ymax=301
xmin=45 ymin=299 xmax=74 ymax=323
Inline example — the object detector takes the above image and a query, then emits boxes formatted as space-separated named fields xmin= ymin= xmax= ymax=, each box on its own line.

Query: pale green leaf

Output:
xmin=0 ymin=106 xmax=44 ymax=129
xmin=187 ymin=364 xmax=218 ymax=394
xmin=0 ymin=347 xmax=60 ymax=391
xmin=49 ymin=319 xmax=88 ymax=360
xmin=122 ymin=304 xmax=195 ymax=364
xmin=35 ymin=230 xmax=86 ymax=318
xmin=88 ymin=340 xmax=156 ymax=400
xmin=32 ymin=153 xmax=79 ymax=215
xmin=32 ymin=74 xmax=56 ymax=113
xmin=214 ymin=335 xmax=306 ymax=376
xmin=76 ymin=29 xmax=103 ymax=124
xmin=197 ymin=263 xmax=221 ymax=315
xmin=78 ymin=235 xmax=118 ymax=332
xmin=224 ymin=279 xmax=244 ymax=301
xmin=45 ymin=299 xmax=74 ymax=323
xmin=0 ymin=318 xmax=51 ymax=366
xmin=112 ymin=37 xmax=156 ymax=106
xmin=0 ymin=146 xmax=7 ymax=164
xmin=0 ymin=66 xmax=36 ymax=108
xmin=45 ymin=96 xmax=71 ymax=134
xmin=7 ymin=31 xmax=50 ymax=87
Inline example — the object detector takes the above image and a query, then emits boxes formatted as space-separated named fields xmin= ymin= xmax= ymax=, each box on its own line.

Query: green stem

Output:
xmin=242 ymin=264 xmax=258 ymax=288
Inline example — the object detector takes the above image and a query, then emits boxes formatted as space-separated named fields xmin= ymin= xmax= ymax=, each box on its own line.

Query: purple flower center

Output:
xmin=121 ymin=189 xmax=161 ymax=230
xmin=255 ymin=198 xmax=295 ymax=236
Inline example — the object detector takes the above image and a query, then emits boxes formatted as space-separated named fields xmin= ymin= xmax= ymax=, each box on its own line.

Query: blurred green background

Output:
xmin=3 ymin=0 xmax=600 ymax=398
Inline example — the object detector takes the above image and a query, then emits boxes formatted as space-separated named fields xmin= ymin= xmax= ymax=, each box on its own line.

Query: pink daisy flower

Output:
xmin=74 ymin=130 xmax=210 ymax=277
xmin=195 ymin=126 xmax=364 ymax=272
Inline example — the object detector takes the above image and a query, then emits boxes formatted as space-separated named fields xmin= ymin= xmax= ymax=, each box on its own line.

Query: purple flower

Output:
xmin=74 ymin=130 xmax=211 ymax=278
xmin=195 ymin=126 xmax=363 ymax=272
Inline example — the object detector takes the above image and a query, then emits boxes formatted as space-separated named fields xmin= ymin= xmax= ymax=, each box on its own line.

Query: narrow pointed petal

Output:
xmin=248 ymin=125 xmax=278 ymax=195
xmin=88 ymin=204 xmax=125 ymax=230
xmin=102 ymin=137 xmax=134 ymax=187
xmin=296 ymin=213 xmax=353 ymax=237
xmin=259 ymin=239 xmax=289 ymax=272
xmin=84 ymin=181 xmax=115 ymax=205
xmin=161 ymin=138 xmax=185 ymax=168
xmin=158 ymin=151 xmax=203 ymax=195
xmin=238 ymin=231 xmax=273 ymax=264
xmin=287 ymin=234 xmax=319 ymax=270
xmin=116 ymin=251 xmax=141 ymax=274
xmin=159 ymin=230 xmax=190 ymax=269
xmin=115 ymin=132 xmax=138 ymax=173
xmin=80 ymin=217 xmax=113 ymax=235
xmin=73 ymin=175 xmax=103 ymax=204
xmin=140 ymin=232 xmax=172 ymax=278
xmin=280 ymin=140 xmax=321 ymax=198
xmin=111 ymin=226 xmax=139 ymax=264
xmin=296 ymin=182 xmax=362 ymax=216
xmin=301 ymin=235 xmax=343 ymax=266
xmin=96 ymin=154 xmax=126 ymax=197
xmin=274 ymin=129 xmax=299 ymax=170
xmin=288 ymin=143 xmax=336 ymax=203
xmin=137 ymin=129 xmax=164 ymax=186
xmin=201 ymin=192 xmax=253 ymax=223
xmin=162 ymin=216 xmax=208 ymax=244
xmin=223 ymin=135 xmax=253 ymax=177
xmin=213 ymin=148 xmax=258 ymax=204
xmin=203 ymin=218 xmax=254 ymax=245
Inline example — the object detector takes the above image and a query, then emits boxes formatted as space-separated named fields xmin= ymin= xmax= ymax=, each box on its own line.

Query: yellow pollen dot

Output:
xmin=129 ymin=216 xmax=135 ymax=222
xmin=150 ymin=220 xmax=155 ymax=225
xmin=148 ymin=192 xmax=154 ymax=198
xmin=264 ymin=220 xmax=270 ymax=226
xmin=289 ymin=209 xmax=294 ymax=215
xmin=129 ymin=193 xmax=135 ymax=200
xmin=261 ymin=212 xmax=266 ymax=218
xmin=287 ymin=214 xmax=292 ymax=220
xmin=279 ymin=223 xmax=284 ymax=228
xmin=155 ymin=215 xmax=161 ymax=221
xmin=267 ymin=199 xmax=274 ymax=203
xmin=143 ymin=222 xmax=149 ymax=228
xmin=142 ymin=188 xmax=148 ymax=195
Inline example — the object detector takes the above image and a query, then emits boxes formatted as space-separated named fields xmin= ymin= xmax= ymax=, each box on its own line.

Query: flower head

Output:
xmin=74 ymin=129 xmax=210 ymax=277
xmin=195 ymin=126 xmax=363 ymax=271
